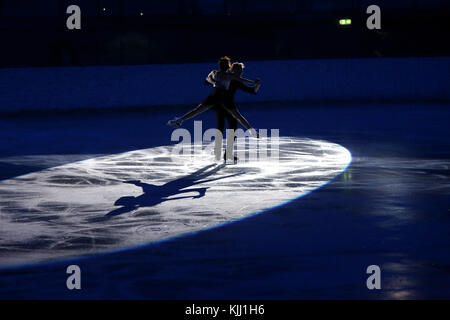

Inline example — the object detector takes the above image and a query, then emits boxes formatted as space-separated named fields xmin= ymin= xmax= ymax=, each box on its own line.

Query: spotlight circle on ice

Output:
xmin=0 ymin=137 xmax=351 ymax=267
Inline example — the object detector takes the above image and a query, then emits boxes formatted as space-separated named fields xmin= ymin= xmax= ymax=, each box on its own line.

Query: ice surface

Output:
xmin=0 ymin=137 xmax=351 ymax=267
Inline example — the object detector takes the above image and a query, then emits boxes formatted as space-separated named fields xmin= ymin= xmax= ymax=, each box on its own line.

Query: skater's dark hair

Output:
xmin=218 ymin=56 xmax=231 ymax=71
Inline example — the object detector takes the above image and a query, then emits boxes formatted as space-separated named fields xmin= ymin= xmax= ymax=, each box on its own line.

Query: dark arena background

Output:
xmin=0 ymin=0 xmax=450 ymax=305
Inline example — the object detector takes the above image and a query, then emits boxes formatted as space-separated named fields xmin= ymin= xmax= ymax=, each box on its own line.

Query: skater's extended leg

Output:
xmin=224 ymin=111 xmax=238 ymax=161
xmin=223 ymin=106 xmax=252 ymax=131
xmin=227 ymin=112 xmax=238 ymax=133
xmin=181 ymin=104 xmax=213 ymax=121
xmin=214 ymin=130 xmax=223 ymax=161
xmin=214 ymin=109 xmax=226 ymax=161
xmin=225 ymin=128 xmax=236 ymax=161
xmin=168 ymin=104 xmax=213 ymax=127
xmin=215 ymin=108 xmax=226 ymax=137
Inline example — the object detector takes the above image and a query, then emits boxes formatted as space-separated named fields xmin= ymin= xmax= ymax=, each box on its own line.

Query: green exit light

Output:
xmin=339 ymin=19 xmax=352 ymax=25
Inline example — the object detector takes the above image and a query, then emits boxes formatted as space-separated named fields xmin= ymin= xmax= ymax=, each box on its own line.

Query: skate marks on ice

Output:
xmin=0 ymin=137 xmax=351 ymax=267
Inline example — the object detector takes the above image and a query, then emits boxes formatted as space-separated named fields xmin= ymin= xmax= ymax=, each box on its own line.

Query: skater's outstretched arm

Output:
xmin=227 ymin=74 xmax=257 ymax=85
xmin=235 ymin=77 xmax=257 ymax=85
xmin=215 ymin=72 xmax=257 ymax=86
xmin=236 ymin=79 xmax=261 ymax=94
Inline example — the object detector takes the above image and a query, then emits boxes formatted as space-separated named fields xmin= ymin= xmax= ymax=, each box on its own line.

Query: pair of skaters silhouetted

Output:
xmin=168 ymin=56 xmax=261 ymax=162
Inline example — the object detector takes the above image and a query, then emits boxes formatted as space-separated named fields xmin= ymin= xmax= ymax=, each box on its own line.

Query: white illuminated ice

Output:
xmin=0 ymin=137 xmax=351 ymax=267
